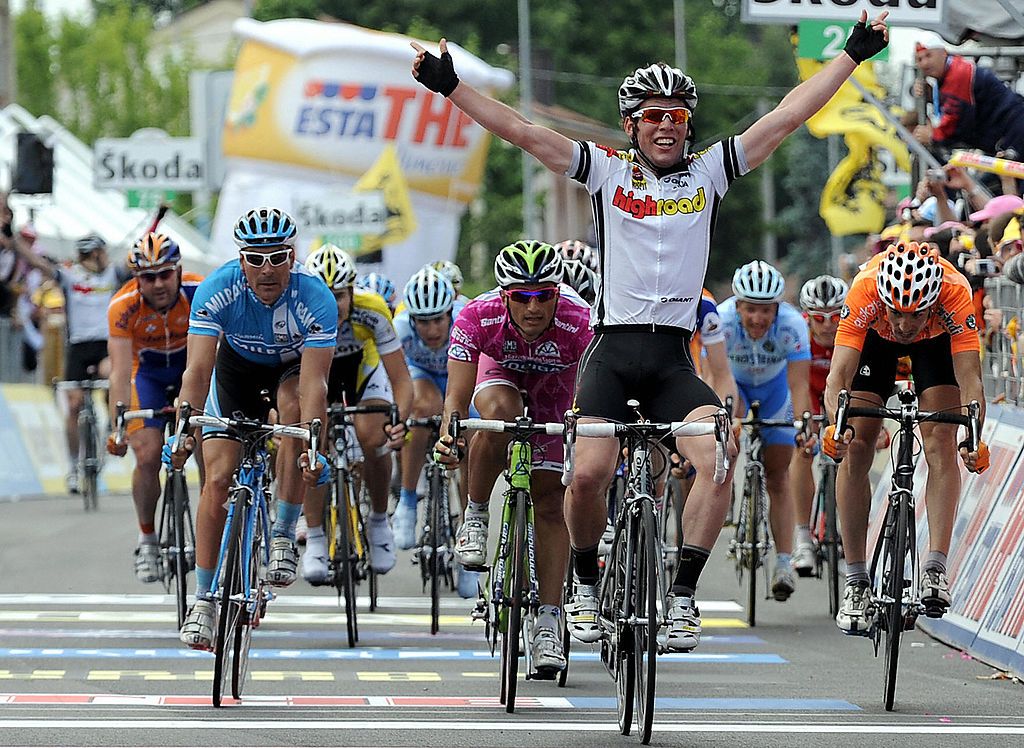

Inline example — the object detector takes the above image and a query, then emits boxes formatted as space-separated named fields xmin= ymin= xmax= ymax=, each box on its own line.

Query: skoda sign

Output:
xmin=94 ymin=131 xmax=206 ymax=191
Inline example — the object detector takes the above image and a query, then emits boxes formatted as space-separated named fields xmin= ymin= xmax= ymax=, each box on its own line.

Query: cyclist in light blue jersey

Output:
xmin=719 ymin=260 xmax=813 ymax=604
xmin=173 ymin=207 xmax=337 ymax=651
xmin=391 ymin=268 xmax=477 ymax=596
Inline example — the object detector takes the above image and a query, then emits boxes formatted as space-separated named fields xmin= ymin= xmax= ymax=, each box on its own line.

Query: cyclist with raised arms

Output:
xmin=301 ymin=244 xmax=413 ymax=581
xmin=823 ymin=241 xmax=987 ymax=634
xmin=719 ymin=260 xmax=813 ymax=602
xmin=788 ymin=275 xmax=847 ymax=576
xmin=414 ymin=10 xmax=889 ymax=651
xmin=13 ymin=233 xmax=131 ymax=493
xmin=434 ymin=241 xmax=592 ymax=675
xmin=106 ymin=233 xmax=203 ymax=582
xmin=173 ymin=208 xmax=337 ymax=651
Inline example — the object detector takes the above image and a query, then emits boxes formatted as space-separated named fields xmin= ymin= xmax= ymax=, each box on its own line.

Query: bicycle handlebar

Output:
xmin=55 ymin=379 xmax=109 ymax=391
xmin=833 ymin=389 xmax=980 ymax=454
xmin=187 ymin=414 xmax=316 ymax=442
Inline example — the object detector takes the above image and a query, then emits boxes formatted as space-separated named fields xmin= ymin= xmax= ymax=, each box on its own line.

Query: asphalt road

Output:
xmin=0 ymin=490 xmax=1021 ymax=748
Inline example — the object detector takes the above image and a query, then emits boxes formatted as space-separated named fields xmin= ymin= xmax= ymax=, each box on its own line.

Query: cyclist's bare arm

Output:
xmin=703 ymin=341 xmax=739 ymax=415
xmin=381 ymin=348 xmax=414 ymax=421
xmin=787 ymin=359 xmax=814 ymax=425
xmin=823 ymin=344 xmax=861 ymax=426
xmin=296 ymin=346 xmax=332 ymax=429
xmin=175 ymin=334 xmax=218 ymax=452
xmin=411 ymin=39 xmax=575 ymax=175
xmin=437 ymin=358 xmax=477 ymax=463
xmin=107 ymin=337 xmax=133 ymax=428
xmin=952 ymin=349 xmax=986 ymax=426
xmin=739 ymin=12 xmax=888 ymax=170
xmin=10 ymin=235 xmax=56 ymax=280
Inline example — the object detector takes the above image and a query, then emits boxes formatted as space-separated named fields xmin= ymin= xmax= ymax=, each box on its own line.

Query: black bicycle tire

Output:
xmin=503 ymin=490 xmax=527 ymax=714
xmin=429 ymin=466 xmax=442 ymax=635
xmin=557 ymin=559 xmax=572 ymax=688
xmin=822 ymin=464 xmax=841 ymax=619
xmin=213 ymin=491 xmax=245 ymax=707
xmin=883 ymin=499 xmax=908 ymax=712
xmin=635 ymin=501 xmax=658 ymax=744
xmin=232 ymin=493 xmax=265 ymax=700
xmin=336 ymin=471 xmax=358 ymax=648
xmin=82 ymin=413 xmax=98 ymax=511
xmin=616 ymin=517 xmax=636 ymax=736
xmin=157 ymin=476 xmax=175 ymax=595
xmin=172 ymin=472 xmax=190 ymax=630
xmin=746 ymin=468 xmax=761 ymax=628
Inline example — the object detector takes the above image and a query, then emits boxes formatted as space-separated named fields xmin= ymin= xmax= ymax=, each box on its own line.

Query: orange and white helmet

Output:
xmin=875 ymin=241 xmax=944 ymax=312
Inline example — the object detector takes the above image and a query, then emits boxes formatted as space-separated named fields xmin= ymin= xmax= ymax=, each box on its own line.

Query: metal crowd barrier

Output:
xmin=982 ymin=277 xmax=1024 ymax=404
xmin=0 ymin=316 xmax=28 ymax=383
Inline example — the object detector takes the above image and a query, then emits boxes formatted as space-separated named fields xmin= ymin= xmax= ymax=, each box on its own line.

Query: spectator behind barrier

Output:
xmin=912 ymin=33 xmax=1024 ymax=160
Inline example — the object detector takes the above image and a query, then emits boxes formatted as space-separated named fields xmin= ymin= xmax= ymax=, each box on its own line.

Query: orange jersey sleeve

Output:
xmin=108 ymin=279 xmax=143 ymax=340
xmin=834 ymin=257 xmax=981 ymax=353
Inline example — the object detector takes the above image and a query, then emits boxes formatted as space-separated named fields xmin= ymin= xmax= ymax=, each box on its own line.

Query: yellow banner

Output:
xmin=354 ymin=145 xmax=417 ymax=253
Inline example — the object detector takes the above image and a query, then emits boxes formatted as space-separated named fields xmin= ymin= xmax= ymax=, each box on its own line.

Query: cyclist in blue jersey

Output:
xmin=391 ymin=270 xmax=471 ymax=561
xmin=719 ymin=260 xmax=813 ymax=603
xmin=357 ymin=272 xmax=398 ymax=313
xmin=173 ymin=207 xmax=337 ymax=651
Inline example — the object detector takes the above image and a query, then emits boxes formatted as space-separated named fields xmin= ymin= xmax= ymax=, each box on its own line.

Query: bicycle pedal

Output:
xmin=530 ymin=667 xmax=558 ymax=681
xmin=922 ymin=603 xmax=947 ymax=620
xmin=462 ymin=562 xmax=489 ymax=573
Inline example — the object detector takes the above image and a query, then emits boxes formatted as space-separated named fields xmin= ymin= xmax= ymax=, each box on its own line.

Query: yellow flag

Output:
xmin=354 ymin=144 xmax=417 ymax=253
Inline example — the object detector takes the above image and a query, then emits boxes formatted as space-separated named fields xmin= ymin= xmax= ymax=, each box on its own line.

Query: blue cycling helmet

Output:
xmin=356 ymin=272 xmax=397 ymax=310
xmin=233 ymin=207 xmax=298 ymax=248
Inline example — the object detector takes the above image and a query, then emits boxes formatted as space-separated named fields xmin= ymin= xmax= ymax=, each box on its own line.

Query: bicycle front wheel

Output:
xmin=616 ymin=519 xmax=636 ymax=736
xmin=81 ymin=413 xmax=98 ymax=511
xmin=744 ymin=468 xmax=762 ymax=627
xmin=233 ymin=496 xmax=266 ymax=699
xmin=171 ymin=472 xmax=191 ymax=630
xmin=213 ymin=493 xmax=245 ymax=707
xmin=634 ymin=501 xmax=658 ymax=744
xmin=882 ymin=499 xmax=909 ymax=712
xmin=428 ymin=467 xmax=443 ymax=635
xmin=501 ymin=490 xmax=527 ymax=714
xmin=334 ymin=472 xmax=358 ymax=648
xmin=821 ymin=464 xmax=841 ymax=619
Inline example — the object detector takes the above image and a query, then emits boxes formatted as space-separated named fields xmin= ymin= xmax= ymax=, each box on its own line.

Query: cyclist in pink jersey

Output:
xmin=435 ymin=240 xmax=592 ymax=677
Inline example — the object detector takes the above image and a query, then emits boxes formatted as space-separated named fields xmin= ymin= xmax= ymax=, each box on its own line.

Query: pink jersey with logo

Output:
xmin=450 ymin=286 xmax=594 ymax=468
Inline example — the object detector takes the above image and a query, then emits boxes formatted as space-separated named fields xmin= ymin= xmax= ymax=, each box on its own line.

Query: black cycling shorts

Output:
xmin=206 ymin=343 xmax=300 ymax=438
xmin=327 ymin=351 xmax=364 ymax=405
xmin=850 ymin=330 xmax=957 ymax=402
xmin=64 ymin=340 xmax=108 ymax=381
xmin=573 ymin=328 xmax=720 ymax=423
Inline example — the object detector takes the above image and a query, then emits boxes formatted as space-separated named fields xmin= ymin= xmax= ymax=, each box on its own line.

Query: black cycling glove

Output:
xmin=415 ymin=48 xmax=460 ymax=97
xmin=843 ymin=19 xmax=888 ymax=64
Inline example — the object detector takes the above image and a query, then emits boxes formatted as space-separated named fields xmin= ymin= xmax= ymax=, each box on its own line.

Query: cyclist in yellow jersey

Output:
xmin=302 ymin=244 xmax=413 ymax=581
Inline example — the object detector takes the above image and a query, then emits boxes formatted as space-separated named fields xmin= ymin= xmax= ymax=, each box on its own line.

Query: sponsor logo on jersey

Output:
xmin=553 ymin=318 xmax=580 ymax=334
xmin=503 ymin=339 xmax=517 ymax=355
xmin=966 ymin=313 xmax=977 ymax=331
xmin=536 ymin=341 xmax=559 ymax=358
xmin=631 ymin=165 xmax=647 ymax=190
xmin=596 ymin=144 xmax=631 ymax=162
xmin=274 ymin=319 xmax=286 ymax=330
xmin=612 ymin=185 xmax=707 ymax=219
xmin=935 ymin=305 xmax=964 ymax=336
xmin=274 ymin=333 xmax=289 ymax=343
xmin=840 ymin=304 xmax=851 ymax=320
xmin=859 ymin=365 xmax=871 ymax=376
xmin=449 ymin=343 xmax=472 ymax=362
xmin=660 ymin=296 xmax=694 ymax=304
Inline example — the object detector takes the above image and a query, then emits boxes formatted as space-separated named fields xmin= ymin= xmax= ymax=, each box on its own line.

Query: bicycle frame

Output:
xmin=490 ymin=439 xmax=540 ymax=627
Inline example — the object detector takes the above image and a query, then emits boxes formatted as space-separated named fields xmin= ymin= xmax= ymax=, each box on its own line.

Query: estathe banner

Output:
xmin=212 ymin=19 xmax=514 ymax=283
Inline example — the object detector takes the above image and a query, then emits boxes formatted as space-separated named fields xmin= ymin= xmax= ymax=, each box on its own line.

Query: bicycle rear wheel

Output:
xmin=157 ymin=477 xmax=175 ymax=595
xmin=501 ymin=490 xmax=527 ymax=714
xmin=428 ymin=467 xmax=443 ymax=635
xmin=558 ymin=559 xmax=572 ymax=688
xmin=616 ymin=517 xmax=636 ymax=736
xmin=634 ymin=501 xmax=658 ymax=744
xmin=81 ymin=413 xmax=98 ymax=511
xmin=882 ymin=500 xmax=908 ymax=712
xmin=213 ymin=492 xmax=245 ymax=707
xmin=171 ymin=472 xmax=191 ymax=630
xmin=335 ymin=472 xmax=358 ymax=648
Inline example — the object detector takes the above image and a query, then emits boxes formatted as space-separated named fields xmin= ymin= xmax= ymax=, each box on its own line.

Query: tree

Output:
xmin=13 ymin=4 xmax=193 ymax=143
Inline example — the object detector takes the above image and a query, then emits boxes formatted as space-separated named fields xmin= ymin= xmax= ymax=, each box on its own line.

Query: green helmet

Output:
xmin=493 ymin=240 xmax=563 ymax=288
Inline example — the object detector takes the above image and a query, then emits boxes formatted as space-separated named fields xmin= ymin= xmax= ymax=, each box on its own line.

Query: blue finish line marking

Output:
xmin=0 ymin=648 xmax=784 ymax=664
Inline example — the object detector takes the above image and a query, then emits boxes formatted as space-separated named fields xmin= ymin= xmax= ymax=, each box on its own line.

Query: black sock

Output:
xmin=671 ymin=544 xmax=711 ymax=597
xmin=572 ymin=544 xmax=600 ymax=586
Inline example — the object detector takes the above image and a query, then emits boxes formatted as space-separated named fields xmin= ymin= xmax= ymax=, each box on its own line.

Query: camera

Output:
xmin=926 ymin=168 xmax=948 ymax=183
xmin=975 ymin=258 xmax=999 ymax=276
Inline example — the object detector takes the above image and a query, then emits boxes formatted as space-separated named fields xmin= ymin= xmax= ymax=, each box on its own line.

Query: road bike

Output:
xmin=728 ymin=402 xmax=802 ymax=627
xmin=833 ymin=387 xmax=979 ymax=711
xmin=563 ymin=403 xmax=730 ymax=744
xmin=407 ymin=415 xmax=458 ymax=635
xmin=803 ymin=412 xmax=842 ymax=618
xmin=116 ymin=402 xmax=196 ymax=629
xmin=55 ymin=370 xmax=108 ymax=511
xmin=319 ymin=402 xmax=396 ymax=647
xmin=177 ymin=403 xmax=315 ymax=707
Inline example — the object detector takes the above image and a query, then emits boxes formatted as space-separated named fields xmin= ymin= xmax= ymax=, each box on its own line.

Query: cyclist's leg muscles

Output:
xmin=764 ymin=444 xmax=796 ymax=555
xmin=532 ymin=470 xmax=570 ymax=606
xmin=356 ymin=401 xmax=391 ymax=514
xmin=467 ymin=380 xmax=520 ymax=504
xmin=129 ymin=426 xmax=164 ymax=530
xmin=274 ymin=373 xmax=307 ymax=519
xmin=913 ymin=335 xmax=961 ymax=557
xmin=194 ymin=437 xmax=242 ymax=587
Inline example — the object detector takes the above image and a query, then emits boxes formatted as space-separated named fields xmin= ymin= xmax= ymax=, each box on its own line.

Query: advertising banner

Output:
xmin=743 ymin=0 xmax=947 ymax=27
xmin=212 ymin=19 xmax=513 ymax=284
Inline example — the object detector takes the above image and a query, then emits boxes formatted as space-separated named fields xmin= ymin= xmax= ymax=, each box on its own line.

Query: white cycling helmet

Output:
xmin=732 ymin=260 xmax=785 ymax=303
xmin=562 ymin=260 xmax=598 ymax=303
xmin=554 ymin=240 xmax=599 ymax=273
xmin=404 ymin=267 xmax=455 ymax=319
xmin=799 ymin=274 xmax=849 ymax=311
xmin=305 ymin=243 xmax=356 ymax=290
xmin=427 ymin=260 xmax=464 ymax=295
xmin=876 ymin=241 xmax=944 ymax=312
xmin=618 ymin=63 xmax=698 ymax=118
